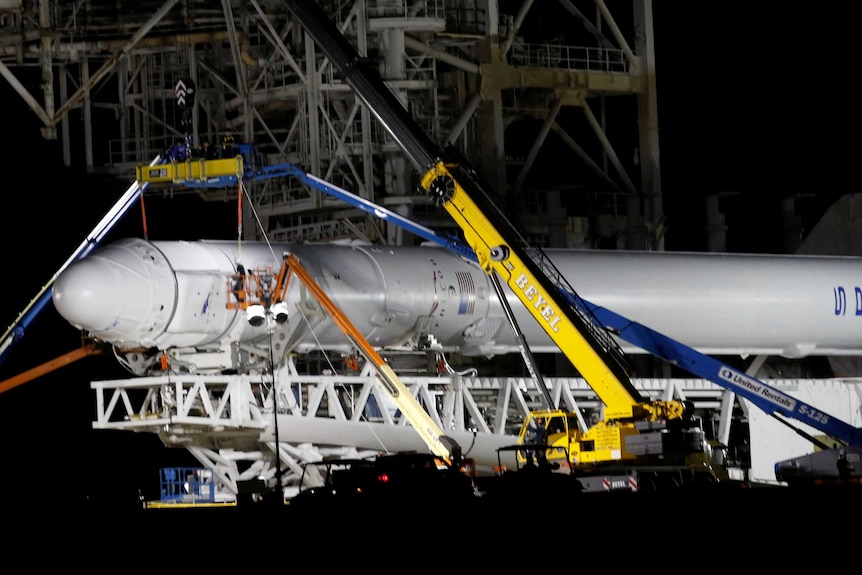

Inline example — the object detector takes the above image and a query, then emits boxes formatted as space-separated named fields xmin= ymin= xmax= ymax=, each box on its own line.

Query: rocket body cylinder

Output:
xmin=52 ymin=238 xmax=862 ymax=359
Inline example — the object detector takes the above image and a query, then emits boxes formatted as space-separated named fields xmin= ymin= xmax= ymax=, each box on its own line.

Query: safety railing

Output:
xmin=509 ymin=43 xmax=629 ymax=74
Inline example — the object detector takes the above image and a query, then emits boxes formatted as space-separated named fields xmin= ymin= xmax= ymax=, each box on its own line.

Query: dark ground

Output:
xmin=2 ymin=483 xmax=856 ymax=565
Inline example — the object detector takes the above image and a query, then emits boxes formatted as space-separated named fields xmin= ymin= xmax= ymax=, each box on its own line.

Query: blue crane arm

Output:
xmin=583 ymin=302 xmax=862 ymax=447
xmin=249 ymin=162 xmax=476 ymax=262
xmin=252 ymin=159 xmax=862 ymax=448
xmin=139 ymin=138 xmax=862 ymax=447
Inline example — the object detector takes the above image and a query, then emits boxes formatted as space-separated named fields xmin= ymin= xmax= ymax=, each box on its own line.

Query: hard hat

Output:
xmin=839 ymin=449 xmax=847 ymax=456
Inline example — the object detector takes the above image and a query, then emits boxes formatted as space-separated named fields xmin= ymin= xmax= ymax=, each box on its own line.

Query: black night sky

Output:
xmin=0 ymin=3 xmax=858 ymax=506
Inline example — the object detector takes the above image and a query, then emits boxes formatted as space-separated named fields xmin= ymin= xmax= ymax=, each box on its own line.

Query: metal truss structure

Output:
xmin=0 ymin=0 xmax=660 ymax=250
xmin=91 ymin=355 xmax=845 ymax=501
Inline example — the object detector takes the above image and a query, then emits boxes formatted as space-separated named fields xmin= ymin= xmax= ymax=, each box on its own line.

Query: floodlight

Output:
xmin=246 ymin=304 xmax=266 ymax=327
xmin=271 ymin=301 xmax=289 ymax=324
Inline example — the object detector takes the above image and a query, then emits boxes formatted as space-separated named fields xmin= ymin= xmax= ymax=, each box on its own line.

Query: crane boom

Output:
xmin=280 ymin=0 xmax=684 ymax=422
xmin=230 ymin=252 xmax=460 ymax=461
xmin=420 ymin=161 xmax=646 ymax=418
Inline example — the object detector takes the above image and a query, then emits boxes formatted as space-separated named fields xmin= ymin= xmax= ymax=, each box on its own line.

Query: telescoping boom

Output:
xmin=283 ymin=0 xmax=690 ymax=468
xmin=227 ymin=252 xmax=462 ymax=463
xmin=281 ymin=0 xmax=862 ymax=481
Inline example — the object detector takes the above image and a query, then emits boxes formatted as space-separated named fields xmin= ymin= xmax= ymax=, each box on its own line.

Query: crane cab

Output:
xmin=517 ymin=409 xmax=580 ymax=468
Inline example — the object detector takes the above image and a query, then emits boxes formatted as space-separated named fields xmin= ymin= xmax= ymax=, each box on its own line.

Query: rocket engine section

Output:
xmin=52 ymin=238 xmax=862 ymax=376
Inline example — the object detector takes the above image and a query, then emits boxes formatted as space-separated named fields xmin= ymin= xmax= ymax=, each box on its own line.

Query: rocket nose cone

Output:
xmin=51 ymin=238 xmax=177 ymax=346
xmin=53 ymin=258 xmax=122 ymax=331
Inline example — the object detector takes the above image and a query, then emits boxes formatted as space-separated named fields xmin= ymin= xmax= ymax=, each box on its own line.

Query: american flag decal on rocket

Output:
xmin=456 ymin=272 xmax=475 ymax=314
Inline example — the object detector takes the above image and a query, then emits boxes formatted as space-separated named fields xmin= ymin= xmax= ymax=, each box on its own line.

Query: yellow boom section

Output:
xmin=420 ymin=162 xmax=639 ymax=419
xmin=281 ymin=254 xmax=454 ymax=460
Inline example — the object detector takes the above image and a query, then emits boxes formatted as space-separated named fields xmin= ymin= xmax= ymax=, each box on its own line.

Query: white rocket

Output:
xmin=52 ymin=237 xmax=862 ymax=376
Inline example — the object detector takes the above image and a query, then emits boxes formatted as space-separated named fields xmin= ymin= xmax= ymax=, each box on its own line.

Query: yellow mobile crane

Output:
xmin=419 ymin=162 xmax=705 ymax=477
xmin=284 ymin=0 xmax=721 ymax=489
